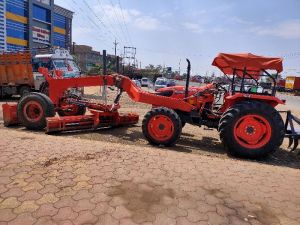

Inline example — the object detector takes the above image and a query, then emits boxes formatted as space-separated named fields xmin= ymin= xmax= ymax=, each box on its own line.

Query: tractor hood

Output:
xmin=157 ymin=84 xmax=214 ymax=96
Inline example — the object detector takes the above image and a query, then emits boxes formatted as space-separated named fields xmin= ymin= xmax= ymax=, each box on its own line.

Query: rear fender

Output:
xmin=221 ymin=93 xmax=285 ymax=112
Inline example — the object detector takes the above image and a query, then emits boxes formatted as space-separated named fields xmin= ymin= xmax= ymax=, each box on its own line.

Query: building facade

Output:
xmin=0 ymin=0 xmax=73 ymax=52
xmin=73 ymin=44 xmax=102 ymax=73
xmin=73 ymin=44 xmax=123 ymax=74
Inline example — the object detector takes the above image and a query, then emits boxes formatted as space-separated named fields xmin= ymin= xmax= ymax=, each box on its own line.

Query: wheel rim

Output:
xmin=148 ymin=115 xmax=174 ymax=142
xmin=233 ymin=114 xmax=272 ymax=149
xmin=23 ymin=101 xmax=44 ymax=122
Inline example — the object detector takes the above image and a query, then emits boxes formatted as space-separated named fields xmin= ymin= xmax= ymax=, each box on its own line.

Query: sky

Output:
xmin=55 ymin=0 xmax=300 ymax=76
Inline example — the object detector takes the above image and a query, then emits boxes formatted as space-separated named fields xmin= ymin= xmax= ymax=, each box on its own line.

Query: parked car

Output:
xmin=132 ymin=79 xmax=141 ymax=88
xmin=141 ymin=77 xmax=149 ymax=87
xmin=154 ymin=78 xmax=176 ymax=91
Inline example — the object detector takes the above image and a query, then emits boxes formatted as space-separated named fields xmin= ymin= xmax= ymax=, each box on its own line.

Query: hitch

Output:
xmin=284 ymin=111 xmax=300 ymax=153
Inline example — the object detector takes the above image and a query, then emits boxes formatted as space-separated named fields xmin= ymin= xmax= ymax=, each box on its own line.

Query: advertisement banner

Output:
xmin=32 ymin=26 xmax=50 ymax=45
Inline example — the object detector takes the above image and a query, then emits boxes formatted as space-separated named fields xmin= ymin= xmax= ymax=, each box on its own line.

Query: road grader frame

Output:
xmin=2 ymin=53 xmax=300 ymax=159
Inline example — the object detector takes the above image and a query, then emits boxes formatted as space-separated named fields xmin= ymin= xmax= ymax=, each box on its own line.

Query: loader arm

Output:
xmin=117 ymin=75 xmax=195 ymax=112
xmin=39 ymin=68 xmax=195 ymax=112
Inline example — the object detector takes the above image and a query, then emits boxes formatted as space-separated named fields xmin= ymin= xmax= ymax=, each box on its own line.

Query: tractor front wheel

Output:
xmin=219 ymin=101 xmax=284 ymax=159
xmin=17 ymin=93 xmax=55 ymax=130
xmin=142 ymin=107 xmax=182 ymax=146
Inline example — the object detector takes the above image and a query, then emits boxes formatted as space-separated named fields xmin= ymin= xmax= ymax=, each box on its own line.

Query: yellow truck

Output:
xmin=0 ymin=49 xmax=81 ymax=98
xmin=0 ymin=52 xmax=34 ymax=97
xmin=285 ymin=76 xmax=300 ymax=91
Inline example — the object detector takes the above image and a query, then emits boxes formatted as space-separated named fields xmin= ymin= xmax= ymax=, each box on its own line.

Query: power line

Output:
xmin=82 ymin=0 xmax=120 ymax=42
xmin=96 ymin=0 xmax=127 ymax=45
xmin=118 ymin=0 xmax=133 ymax=46
xmin=70 ymin=0 xmax=112 ymax=48
xmin=108 ymin=0 xmax=130 ymax=46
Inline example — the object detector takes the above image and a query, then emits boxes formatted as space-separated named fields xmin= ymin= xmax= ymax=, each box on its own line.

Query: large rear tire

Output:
xmin=142 ymin=107 xmax=182 ymax=146
xmin=219 ymin=101 xmax=284 ymax=159
xmin=17 ymin=93 xmax=55 ymax=130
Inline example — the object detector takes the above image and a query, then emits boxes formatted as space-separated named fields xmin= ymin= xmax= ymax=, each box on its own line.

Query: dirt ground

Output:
xmin=1 ymin=87 xmax=299 ymax=169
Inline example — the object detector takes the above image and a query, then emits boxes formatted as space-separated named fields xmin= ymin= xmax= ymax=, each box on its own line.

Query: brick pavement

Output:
xmin=0 ymin=128 xmax=299 ymax=225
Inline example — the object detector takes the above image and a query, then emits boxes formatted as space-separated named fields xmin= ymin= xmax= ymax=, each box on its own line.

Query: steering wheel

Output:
xmin=215 ymin=83 xmax=228 ymax=92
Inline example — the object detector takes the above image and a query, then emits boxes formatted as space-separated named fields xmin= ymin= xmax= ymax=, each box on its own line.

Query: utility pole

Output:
xmin=113 ymin=39 xmax=119 ymax=56
xmin=72 ymin=42 xmax=76 ymax=55
xmin=123 ymin=46 xmax=137 ymax=77
xmin=179 ymin=58 xmax=181 ymax=75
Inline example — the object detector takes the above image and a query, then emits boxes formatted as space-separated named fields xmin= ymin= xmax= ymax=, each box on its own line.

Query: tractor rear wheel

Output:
xmin=142 ymin=107 xmax=182 ymax=146
xmin=17 ymin=93 xmax=55 ymax=130
xmin=219 ymin=101 xmax=284 ymax=159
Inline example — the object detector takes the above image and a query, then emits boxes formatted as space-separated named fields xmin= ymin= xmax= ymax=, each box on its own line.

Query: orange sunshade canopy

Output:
xmin=212 ymin=53 xmax=283 ymax=79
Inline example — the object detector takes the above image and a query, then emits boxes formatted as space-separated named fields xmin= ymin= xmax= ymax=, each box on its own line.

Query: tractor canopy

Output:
xmin=212 ymin=53 xmax=283 ymax=80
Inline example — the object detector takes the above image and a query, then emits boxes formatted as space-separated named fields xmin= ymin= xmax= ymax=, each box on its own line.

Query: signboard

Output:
xmin=32 ymin=26 xmax=50 ymax=45
xmin=35 ymin=0 xmax=50 ymax=5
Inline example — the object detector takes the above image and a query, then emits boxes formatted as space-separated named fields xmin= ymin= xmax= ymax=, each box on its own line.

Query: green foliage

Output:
xmin=139 ymin=64 xmax=163 ymax=78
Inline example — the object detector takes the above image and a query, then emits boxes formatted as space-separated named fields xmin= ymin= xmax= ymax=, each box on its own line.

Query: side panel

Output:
xmin=0 ymin=52 xmax=34 ymax=86
xmin=294 ymin=77 xmax=300 ymax=90
xmin=221 ymin=93 xmax=285 ymax=112
xmin=5 ymin=0 xmax=29 ymax=51
xmin=0 ymin=0 xmax=6 ymax=51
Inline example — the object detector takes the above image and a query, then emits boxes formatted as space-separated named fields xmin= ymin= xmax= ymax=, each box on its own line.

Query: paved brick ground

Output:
xmin=0 ymin=128 xmax=299 ymax=225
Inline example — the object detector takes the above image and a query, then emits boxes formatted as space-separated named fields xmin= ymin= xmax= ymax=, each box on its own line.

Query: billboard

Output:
xmin=32 ymin=26 xmax=50 ymax=45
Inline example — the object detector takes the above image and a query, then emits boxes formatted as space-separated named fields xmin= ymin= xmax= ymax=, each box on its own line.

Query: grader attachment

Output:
xmin=284 ymin=111 xmax=300 ymax=153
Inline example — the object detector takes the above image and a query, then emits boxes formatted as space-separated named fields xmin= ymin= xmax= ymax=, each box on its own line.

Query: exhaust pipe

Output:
xmin=185 ymin=59 xmax=191 ymax=100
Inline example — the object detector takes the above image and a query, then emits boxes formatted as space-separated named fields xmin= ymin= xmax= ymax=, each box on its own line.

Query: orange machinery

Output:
xmin=3 ymin=53 xmax=300 ymax=159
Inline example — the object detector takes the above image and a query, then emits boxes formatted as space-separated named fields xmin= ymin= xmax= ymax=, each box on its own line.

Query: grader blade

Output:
xmin=284 ymin=111 xmax=300 ymax=154
xmin=288 ymin=136 xmax=294 ymax=148
xmin=291 ymin=138 xmax=299 ymax=152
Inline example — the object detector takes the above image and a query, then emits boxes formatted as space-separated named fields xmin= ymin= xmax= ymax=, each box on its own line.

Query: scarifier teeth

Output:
xmin=291 ymin=138 xmax=299 ymax=152
xmin=288 ymin=137 xmax=294 ymax=148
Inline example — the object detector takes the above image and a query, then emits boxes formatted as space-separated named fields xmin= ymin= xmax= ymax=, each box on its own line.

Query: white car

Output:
xmin=132 ymin=79 xmax=141 ymax=88
xmin=141 ymin=78 xmax=149 ymax=87
xmin=154 ymin=78 xmax=167 ymax=91
xmin=154 ymin=78 xmax=176 ymax=91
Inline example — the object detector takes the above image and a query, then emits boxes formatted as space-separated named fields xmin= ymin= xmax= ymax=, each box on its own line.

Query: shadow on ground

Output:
xmin=47 ymin=125 xmax=300 ymax=170
xmin=0 ymin=96 xmax=20 ymax=103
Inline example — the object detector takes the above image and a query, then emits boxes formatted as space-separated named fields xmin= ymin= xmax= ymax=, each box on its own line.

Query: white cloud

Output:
xmin=160 ymin=12 xmax=173 ymax=18
xmin=134 ymin=16 xmax=160 ymax=31
xmin=94 ymin=4 xmax=160 ymax=31
xmin=228 ymin=16 xmax=253 ymax=25
xmin=182 ymin=22 xmax=204 ymax=34
xmin=94 ymin=4 xmax=132 ymax=23
xmin=251 ymin=20 xmax=300 ymax=39
xmin=212 ymin=27 xmax=225 ymax=33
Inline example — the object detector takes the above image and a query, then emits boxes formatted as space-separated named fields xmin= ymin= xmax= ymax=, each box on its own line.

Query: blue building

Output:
xmin=0 ymin=0 xmax=73 ymax=52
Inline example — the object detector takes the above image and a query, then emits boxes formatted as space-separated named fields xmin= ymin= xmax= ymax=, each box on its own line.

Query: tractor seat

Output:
xmin=155 ymin=90 xmax=174 ymax=97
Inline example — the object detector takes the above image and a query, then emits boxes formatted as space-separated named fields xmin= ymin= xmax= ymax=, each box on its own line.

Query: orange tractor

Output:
xmin=3 ymin=53 xmax=299 ymax=158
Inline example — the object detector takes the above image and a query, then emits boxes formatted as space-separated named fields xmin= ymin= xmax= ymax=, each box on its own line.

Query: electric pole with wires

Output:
xmin=113 ymin=39 xmax=119 ymax=56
